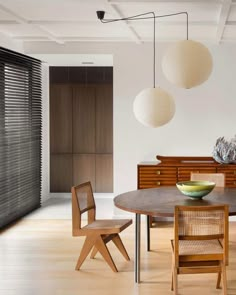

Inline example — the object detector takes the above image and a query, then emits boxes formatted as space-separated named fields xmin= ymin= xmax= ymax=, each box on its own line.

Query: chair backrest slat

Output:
xmin=190 ymin=173 xmax=225 ymax=187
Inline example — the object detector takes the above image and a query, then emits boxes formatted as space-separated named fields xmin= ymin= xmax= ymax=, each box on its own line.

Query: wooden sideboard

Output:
xmin=137 ymin=155 xmax=236 ymax=189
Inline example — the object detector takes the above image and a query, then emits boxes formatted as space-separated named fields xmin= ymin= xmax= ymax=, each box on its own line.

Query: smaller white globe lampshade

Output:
xmin=162 ymin=40 xmax=213 ymax=89
xmin=133 ymin=87 xmax=175 ymax=128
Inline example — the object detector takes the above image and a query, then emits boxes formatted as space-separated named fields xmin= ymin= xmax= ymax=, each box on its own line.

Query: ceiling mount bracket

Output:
xmin=96 ymin=11 xmax=105 ymax=20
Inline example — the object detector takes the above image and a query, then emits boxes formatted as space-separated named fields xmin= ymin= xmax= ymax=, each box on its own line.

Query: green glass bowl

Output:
xmin=176 ymin=181 xmax=216 ymax=200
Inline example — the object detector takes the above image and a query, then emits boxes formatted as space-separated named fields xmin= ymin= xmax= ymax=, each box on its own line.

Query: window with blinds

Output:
xmin=0 ymin=47 xmax=42 ymax=229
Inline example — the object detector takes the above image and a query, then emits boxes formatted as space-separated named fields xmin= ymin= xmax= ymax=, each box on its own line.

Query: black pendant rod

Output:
xmin=96 ymin=10 xmax=189 ymax=89
xmin=97 ymin=11 xmax=189 ymax=40
xmin=153 ymin=12 xmax=156 ymax=88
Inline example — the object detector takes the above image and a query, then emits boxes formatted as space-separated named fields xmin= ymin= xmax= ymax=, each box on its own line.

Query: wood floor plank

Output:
xmin=1 ymin=220 xmax=236 ymax=295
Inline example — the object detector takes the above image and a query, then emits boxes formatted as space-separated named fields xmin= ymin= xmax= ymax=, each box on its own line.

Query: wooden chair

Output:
xmin=71 ymin=181 xmax=132 ymax=272
xmin=190 ymin=172 xmax=225 ymax=187
xmin=171 ymin=205 xmax=229 ymax=295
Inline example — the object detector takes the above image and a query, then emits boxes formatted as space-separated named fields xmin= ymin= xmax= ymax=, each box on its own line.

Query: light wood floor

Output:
xmin=1 ymin=219 xmax=236 ymax=295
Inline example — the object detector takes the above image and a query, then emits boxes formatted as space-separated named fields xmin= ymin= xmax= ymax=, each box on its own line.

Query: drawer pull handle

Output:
xmin=234 ymin=171 xmax=236 ymax=175
xmin=156 ymin=170 xmax=161 ymax=175
xmin=234 ymin=181 xmax=236 ymax=185
xmin=156 ymin=181 xmax=161 ymax=186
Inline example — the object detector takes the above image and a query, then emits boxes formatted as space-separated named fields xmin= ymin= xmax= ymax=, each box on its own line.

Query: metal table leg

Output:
xmin=146 ymin=215 xmax=150 ymax=251
xmin=135 ymin=213 xmax=141 ymax=283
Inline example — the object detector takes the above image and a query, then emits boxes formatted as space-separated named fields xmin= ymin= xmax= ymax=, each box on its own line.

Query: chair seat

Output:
xmin=171 ymin=239 xmax=223 ymax=256
xmin=179 ymin=239 xmax=223 ymax=256
xmin=82 ymin=219 xmax=132 ymax=234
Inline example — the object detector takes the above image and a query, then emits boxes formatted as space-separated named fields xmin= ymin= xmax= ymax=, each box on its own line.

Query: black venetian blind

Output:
xmin=0 ymin=47 xmax=42 ymax=229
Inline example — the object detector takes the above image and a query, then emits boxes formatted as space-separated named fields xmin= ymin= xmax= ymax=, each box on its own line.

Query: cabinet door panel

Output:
xmin=50 ymin=84 xmax=72 ymax=153
xmin=50 ymin=67 xmax=69 ymax=83
xmin=50 ymin=154 xmax=72 ymax=192
xmin=73 ymin=86 xmax=96 ymax=153
xmin=96 ymin=84 xmax=113 ymax=153
xmin=73 ymin=154 xmax=95 ymax=189
xmin=96 ymin=154 xmax=113 ymax=192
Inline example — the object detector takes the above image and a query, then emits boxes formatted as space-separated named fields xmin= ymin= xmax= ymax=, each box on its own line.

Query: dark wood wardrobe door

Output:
xmin=50 ymin=154 xmax=73 ymax=192
xmin=95 ymin=154 xmax=113 ymax=192
xmin=50 ymin=84 xmax=72 ymax=153
xmin=96 ymin=84 xmax=113 ymax=153
xmin=72 ymin=86 xmax=96 ymax=153
xmin=50 ymin=67 xmax=113 ymax=193
xmin=73 ymin=154 xmax=95 ymax=189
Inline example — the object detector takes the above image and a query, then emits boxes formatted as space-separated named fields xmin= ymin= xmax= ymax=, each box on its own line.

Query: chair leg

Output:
xmin=173 ymin=267 xmax=178 ymax=295
xmin=75 ymin=235 xmax=97 ymax=270
xmin=90 ymin=234 xmax=115 ymax=259
xmin=94 ymin=235 xmax=118 ymax=272
xmin=216 ymin=271 xmax=221 ymax=289
xmin=221 ymin=263 xmax=227 ymax=295
xmin=90 ymin=246 xmax=98 ymax=259
xmin=171 ymin=269 xmax=174 ymax=291
xmin=171 ymin=253 xmax=175 ymax=292
xmin=112 ymin=234 xmax=130 ymax=261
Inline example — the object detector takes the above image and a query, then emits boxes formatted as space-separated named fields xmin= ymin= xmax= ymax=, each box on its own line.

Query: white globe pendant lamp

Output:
xmin=162 ymin=40 xmax=213 ymax=89
xmin=133 ymin=87 xmax=175 ymax=127
xmin=97 ymin=10 xmax=213 ymax=127
xmin=97 ymin=11 xmax=176 ymax=128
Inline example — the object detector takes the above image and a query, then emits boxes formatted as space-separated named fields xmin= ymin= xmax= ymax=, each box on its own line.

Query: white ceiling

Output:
xmin=0 ymin=0 xmax=236 ymax=45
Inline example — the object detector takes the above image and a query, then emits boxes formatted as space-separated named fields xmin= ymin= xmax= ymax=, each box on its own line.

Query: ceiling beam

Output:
xmin=109 ymin=0 xmax=221 ymax=3
xmin=5 ymin=20 xmax=214 ymax=27
xmin=216 ymin=0 xmax=232 ymax=43
xmin=12 ymin=36 xmax=135 ymax=42
xmin=107 ymin=1 xmax=142 ymax=43
xmin=226 ymin=20 xmax=236 ymax=25
xmin=0 ymin=3 xmax=64 ymax=44
xmin=12 ymin=35 xmax=218 ymax=44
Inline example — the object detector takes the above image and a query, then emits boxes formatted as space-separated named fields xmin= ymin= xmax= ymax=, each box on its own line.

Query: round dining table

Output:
xmin=114 ymin=186 xmax=236 ymax=283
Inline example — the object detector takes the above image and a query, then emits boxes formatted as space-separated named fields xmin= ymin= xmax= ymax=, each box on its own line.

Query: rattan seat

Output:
xmin=171 ymin=239 xmax=223 ymax=256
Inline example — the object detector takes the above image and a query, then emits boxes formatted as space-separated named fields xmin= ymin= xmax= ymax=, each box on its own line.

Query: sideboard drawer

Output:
xmin=138 ymin=166 xmax=177 ymax=188
xmin=178 ymin=167 xmax=217 ymax=181
xmin=139 ymin=166 xmax=177 ymax=177
xmin=138 ymin=179 xmax=177 ymax=189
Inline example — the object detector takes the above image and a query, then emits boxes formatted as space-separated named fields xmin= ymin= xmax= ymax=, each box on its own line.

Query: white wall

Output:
xmin=23 ymin=41 xmax=236 ymax=200
xmin=0 ymin=32 xmax=24 ymax=52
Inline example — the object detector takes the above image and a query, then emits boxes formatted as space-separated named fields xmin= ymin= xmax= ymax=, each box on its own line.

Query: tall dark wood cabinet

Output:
xmin=50 ymin=67 xmax=113 ymax=193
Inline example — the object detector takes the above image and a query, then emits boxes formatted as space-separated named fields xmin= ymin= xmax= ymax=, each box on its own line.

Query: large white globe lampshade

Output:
xmin=162 ymin=40 xmax=213 ymax=89
xmin=133 ymin=87 xmax=175 ymax=128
